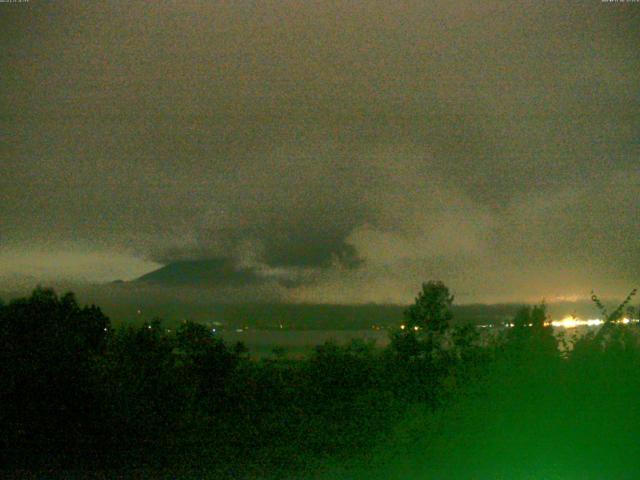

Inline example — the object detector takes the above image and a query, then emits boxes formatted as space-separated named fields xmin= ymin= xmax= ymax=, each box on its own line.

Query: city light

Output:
xmin=477 ymin=317 xmax=638 ymax=329
xmin=549 ymin=317 xmax=635 ymax=328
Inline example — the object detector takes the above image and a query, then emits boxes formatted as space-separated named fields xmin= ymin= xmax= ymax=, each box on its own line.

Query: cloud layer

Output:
xmin=1 ymin=1 xmax=638 ymax=303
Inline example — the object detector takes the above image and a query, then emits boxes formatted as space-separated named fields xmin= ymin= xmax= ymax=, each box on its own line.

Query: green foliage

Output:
xmin=591 ymin=288 xmax=637 ymax=323
xmin=0 ymin=287 xmax=110 ymax=454
xmin=93 ymin=319 xmax=182 ymax=451
xmin=403 ymin=280 xmax=454 ymax=333
xmin=575 ymin=289 xmax=640 ymax=359
xmin=503 ymin=302 xmax=558 ymax=364
xmin=16 ymin=284 xmax=633 ymax=478
xmin=388 ymin=282 xmax=495 ymax=408
xmin=175 ymin=320 xmax=239 ymax=409
xmin=389 ymin=328 xmax=425 ymax=359
xmin=511 ymin=302 xmax=547 ymax=329
xmin=307 ymin=339 xmax=379 ymax=401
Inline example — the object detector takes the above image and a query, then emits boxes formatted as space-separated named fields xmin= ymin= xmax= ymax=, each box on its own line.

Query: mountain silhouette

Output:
xmin=133 ymin=258 xmax=264 ymax=287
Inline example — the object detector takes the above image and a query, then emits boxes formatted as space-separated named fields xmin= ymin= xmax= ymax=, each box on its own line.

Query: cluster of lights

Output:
xmin=475 ymin=317 xmax=638 ymax=330
xmin=402 ymin=317 xmax=638 ymax=331
xmin=548 ymin=317 xmax=636 ymax=329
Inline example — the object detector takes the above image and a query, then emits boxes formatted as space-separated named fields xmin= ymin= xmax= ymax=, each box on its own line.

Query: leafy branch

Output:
xmin=591 ymin=288 xmax=637 ymax=323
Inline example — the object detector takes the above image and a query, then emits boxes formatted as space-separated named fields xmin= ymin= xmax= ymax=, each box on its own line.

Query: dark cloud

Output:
xmin=1 ymin=1 xmax=638 ymax=303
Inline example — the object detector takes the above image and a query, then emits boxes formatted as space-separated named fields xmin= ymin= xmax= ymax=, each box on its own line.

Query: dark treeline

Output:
xmin=1 ymin=283 xmax=639 ymax=478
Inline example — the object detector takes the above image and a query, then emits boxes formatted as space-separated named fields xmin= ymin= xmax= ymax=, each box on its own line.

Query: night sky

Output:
xmin=1 ymin=2 xmax=638 ymax=303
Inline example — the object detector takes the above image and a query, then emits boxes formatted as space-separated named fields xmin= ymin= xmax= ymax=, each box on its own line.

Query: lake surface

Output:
xmin=217 ymin=325 xmax=595 ymax=358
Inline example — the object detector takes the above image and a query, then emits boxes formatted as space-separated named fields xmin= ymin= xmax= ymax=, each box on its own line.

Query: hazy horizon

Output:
xmin=2 ymin=2 xmax=638 ymax=304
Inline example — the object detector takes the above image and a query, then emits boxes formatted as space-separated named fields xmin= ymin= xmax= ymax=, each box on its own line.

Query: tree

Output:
xmin=512 ymin=303 xmax=547 ymax=330
xmin=0 ymin=287 xmax=110 ymax=452
xmin=96 ymin=318 xmax=182 ymax=446
xmin=506 ymin=301 xmax=557 ymax=361
xmin=591 ymin=288 xmax=637 ymax=324
xmin=175 ymin=321 xmax=239 ymax=408
xmin=530 ymin=302 xmax=547 ymax=329
xmin=585 ymin=288 xmax=638 ymax=353
xmin=512 ymin=305 xmax=533 ymax=329
xmin=404 ymin=281 xmax=454 ymax=333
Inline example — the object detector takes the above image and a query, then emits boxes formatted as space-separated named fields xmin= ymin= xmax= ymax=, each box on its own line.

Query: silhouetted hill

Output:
xmin=134 ymin=258 xmax=264 ymax=287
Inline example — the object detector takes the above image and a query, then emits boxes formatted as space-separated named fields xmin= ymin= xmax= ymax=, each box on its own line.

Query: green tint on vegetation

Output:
xmin=317 ymin=290 xmax=640 ymax=480
xmin=1 ymin=285 xmax=640 ymax=479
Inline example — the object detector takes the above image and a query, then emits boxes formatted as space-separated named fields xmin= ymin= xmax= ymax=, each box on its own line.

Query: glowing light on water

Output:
xmin=478 ymin=317 xmax=638 ymax=329
xmin=551 ymin=317 xmax=602 ymax=328
xmin=550 ymin=317 xmax=636 ymax=328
